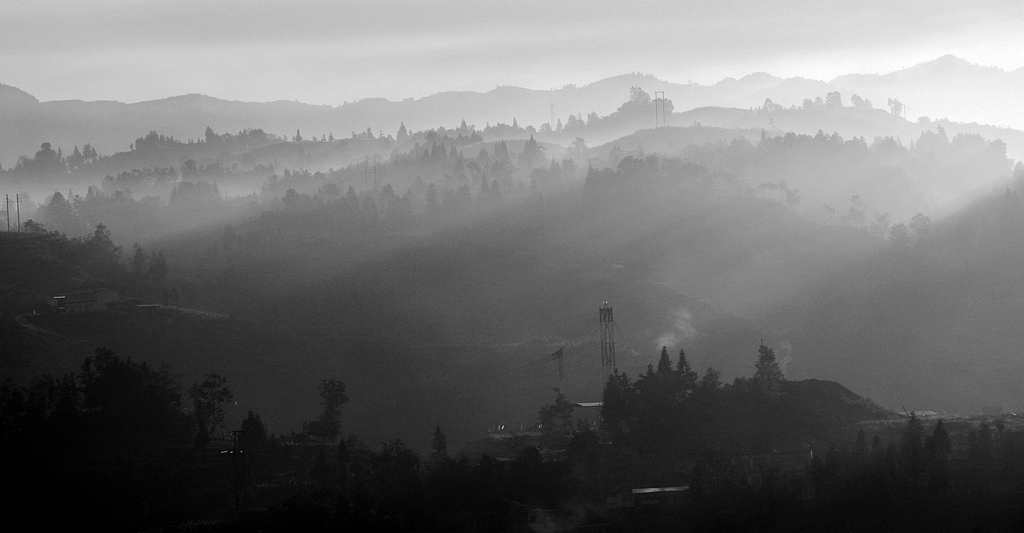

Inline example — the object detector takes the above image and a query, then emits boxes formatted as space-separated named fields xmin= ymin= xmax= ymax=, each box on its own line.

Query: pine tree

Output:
xmin=240 ymin=411 xmax=267 ymax=450
xmin=926 ymin=419 xmax=951 ymax=495
xmin=931 ymin=419 xmax=950 ymax=458
xmin=430 ymin=425 xmax=448 ymax=463
xmin=753 ymin=341 xmax=785 ymax=396
xmin=656 ymin=346 xmax=672 ymax=375
xmin=189 ymin=374 xmax=233 ymax=448
xmin=855 ymin=428 xmax=868 ymax=454
xmin=538 ymin=388 xmax=574 ymax=437
xmin=901 ymin=412 xmax=926 ymax=489
xmin=601 ymin=370 xmax=637 ymax=437
xmin=696 ymin=367 xmax=721 ymax=397
xmin=676 ymin=349 xmax=698 ymax=396
xmin=304 ymin=378 xmax=348 ymax=443
xmin=425 ymin=183 xmax=439 ymax=214
xmin=131 ymin=243 xmax=148 ymax=276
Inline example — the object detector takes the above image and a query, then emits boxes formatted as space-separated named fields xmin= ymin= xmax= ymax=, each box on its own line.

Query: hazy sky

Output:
xmin=3 ymin=0 xmax=1022 ymax=104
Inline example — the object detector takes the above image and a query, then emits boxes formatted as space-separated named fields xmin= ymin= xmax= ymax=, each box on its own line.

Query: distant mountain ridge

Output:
xmin=830 ymin=54 xmax=1023 ymax=129
xmin=1 ymin=55 xmax=1021 ymax=167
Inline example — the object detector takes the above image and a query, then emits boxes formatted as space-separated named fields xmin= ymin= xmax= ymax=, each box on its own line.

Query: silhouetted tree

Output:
xmin=909 ymin=213 xmax=932 ymax=239
xmin=925 ymin=419 xmax=950 ymax=495
xmin=855 ymin=428 xmax=869 ymax=455
xmin=189 ymin=373 xmax=233 ymax=448
xmin=629 ymin=86 xmax=651 ymax=104
xmin=754 ymin=342 xmax=785 ymax=396
xmin=538 ymin=387 xmax=574 ymax=438
xmin=887 ymin=98 xmax=904 ymax=117
xmin=850 ymin=94 xmax=873 ymax=108
xmin=131 ymin=243 xmax=147 ymax=276
xmin=425 ymin=183 xmax=439 ymax=215
xmin=601 ymin=370 xmax=638 ymax=438
xmin=889 ymin=222 xmax=910 ymax=248
xmin=430 ymin=425 xmax=448 ymax=463
xmin=304 ymin=378 xmax=348 ymax=443
xmin=901 ymin=412 xmax=925 ymax=491
xmin=677 ymin=348 xmax=699 ymax=398
xmin=79 ymin=347 xmax=183 ymax=438
xmin=240 ymin=410 xmax=267 ymax=450
xmin=372 ymin=439 xmax=423 ymax=516
xmin=697 ymin=366 xmax=721 ymax=395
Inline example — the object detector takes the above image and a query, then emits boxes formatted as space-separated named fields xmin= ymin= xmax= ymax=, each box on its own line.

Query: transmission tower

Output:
xmin=654 ymin=91 xmax=667 ymax=128
xmin=599 ymin=302 xmax=616 ymax=368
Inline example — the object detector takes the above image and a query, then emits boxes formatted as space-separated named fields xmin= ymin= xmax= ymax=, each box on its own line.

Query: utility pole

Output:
xmin=5 ymin=194 xmax=9 ymax=232
xmin=232 ymin=430 xmax=247 ymax=512
xmin=16 ymin=194 xmax=20 ymax=232
xmin=599 ymin=303 xmax=616 ymax=368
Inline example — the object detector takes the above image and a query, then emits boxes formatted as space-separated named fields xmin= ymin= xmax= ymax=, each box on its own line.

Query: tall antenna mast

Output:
xmin=599 ymin=302 xmax=616 ymax=368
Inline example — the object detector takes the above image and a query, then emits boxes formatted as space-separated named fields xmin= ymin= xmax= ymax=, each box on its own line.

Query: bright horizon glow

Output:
xmin=1 ymin=1 xmax=1021 ymax=106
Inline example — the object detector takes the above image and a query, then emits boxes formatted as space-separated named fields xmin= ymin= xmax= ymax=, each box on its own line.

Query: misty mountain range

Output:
xmin=2 ymin=55 xmax=1022 ymax=168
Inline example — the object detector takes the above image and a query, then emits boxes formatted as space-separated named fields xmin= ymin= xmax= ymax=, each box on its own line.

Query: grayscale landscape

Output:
xmin=2 ymin=2 xmax=1024 ymax=531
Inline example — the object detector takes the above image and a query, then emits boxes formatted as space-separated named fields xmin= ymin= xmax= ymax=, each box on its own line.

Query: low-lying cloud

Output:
xmin=654 ymin=308 xmax=697 ymax=350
